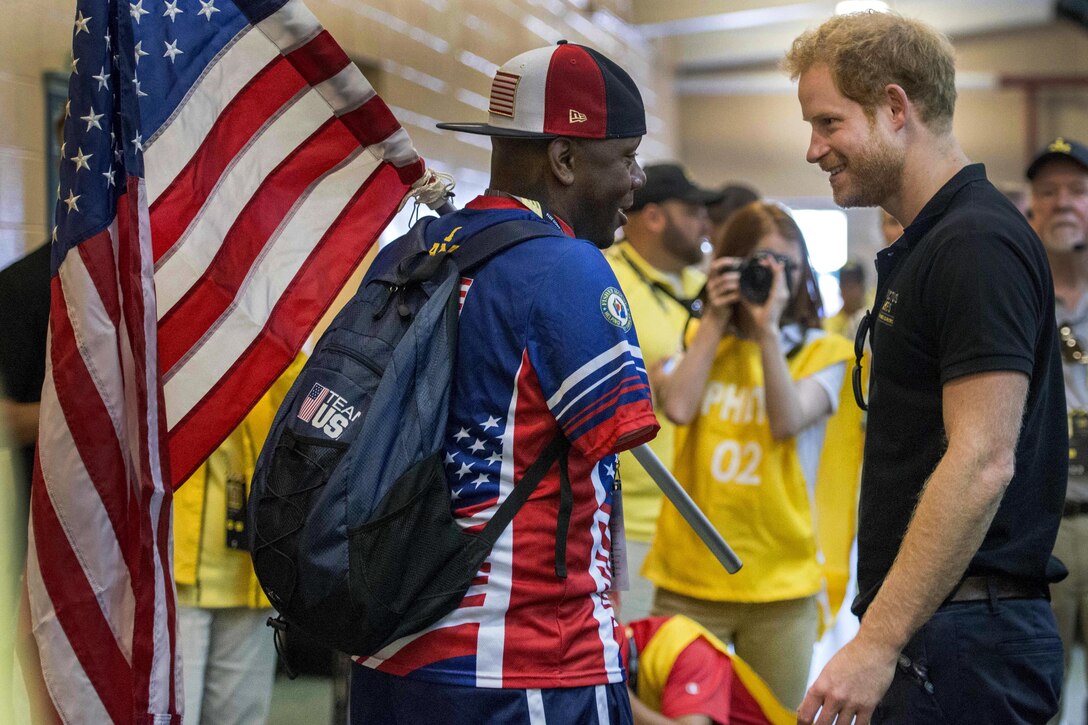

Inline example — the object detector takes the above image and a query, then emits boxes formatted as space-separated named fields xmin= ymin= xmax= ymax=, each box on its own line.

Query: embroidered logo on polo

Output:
xmin=600 ymin=287 xmax=632 ymax=331
xmin=569 ymin=109 xmax=587 ymax=124
xmin=878 ymin=289 xmax=899 ymax=327
xmin=488 ymin=71 xmax=520 ymax=118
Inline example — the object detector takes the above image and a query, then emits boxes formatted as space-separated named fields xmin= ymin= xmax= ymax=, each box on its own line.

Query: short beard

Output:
xmin=834 ymin=130 xmax=905 ymax=209
xmin=662 ymin=215 xmax=705 ymax=267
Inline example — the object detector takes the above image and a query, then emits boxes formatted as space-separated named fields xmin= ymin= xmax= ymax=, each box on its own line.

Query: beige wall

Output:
xmin=0 ymin=0 xmax=679 ymax=269
xmin=677 ymin=23 xmax=1088 ymax=199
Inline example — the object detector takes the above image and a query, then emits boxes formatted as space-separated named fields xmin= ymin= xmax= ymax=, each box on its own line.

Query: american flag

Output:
xmin=26 ymin=0 xmax=429 ymax=720
xmin=297 ymin=382 xmax=329 ymax=423
xmin=487 ymin=70 xmax=519 ymax=118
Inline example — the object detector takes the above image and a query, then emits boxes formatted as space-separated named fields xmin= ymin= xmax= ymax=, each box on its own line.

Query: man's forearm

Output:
xmin=855 ymin=445 xmax=1009 ymax=653
xmin=0 ymin=399 xmax=41 ymax=447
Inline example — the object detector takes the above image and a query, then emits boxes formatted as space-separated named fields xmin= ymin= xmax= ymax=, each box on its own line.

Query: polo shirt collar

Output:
xmin=890 ymin=163 xmax=987 ymax=254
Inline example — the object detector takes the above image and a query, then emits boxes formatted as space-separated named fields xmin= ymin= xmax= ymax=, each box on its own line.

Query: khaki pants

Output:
xmin=617 ymin=539 xmax=654 ymax=622
xmin=651 ymin=587 xmax=818 ymax=710
xmin=1051 ymin=513 xmax=1088 ymax=722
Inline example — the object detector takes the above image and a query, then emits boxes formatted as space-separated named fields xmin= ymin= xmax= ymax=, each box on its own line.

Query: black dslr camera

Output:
xmin=726 ymin=251 xmax=794 ymax=304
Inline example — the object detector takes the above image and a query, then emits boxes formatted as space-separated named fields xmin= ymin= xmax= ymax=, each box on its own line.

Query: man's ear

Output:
xmin=884 ymin=83 xmax=909 ymax=131
xmin=547 ymin=138 xmax=576 ymax=187
xmin=642 ymin=204 xmax=666 ymax=233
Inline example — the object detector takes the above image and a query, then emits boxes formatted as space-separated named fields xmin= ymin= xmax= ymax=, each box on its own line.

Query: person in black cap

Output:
xmin=1028 ymin=136 xmax=1088 ymax=724
xmin=349 ymin=42 xmax=660 ymax=725
xmin=787 ymin=12 xmax=1066 ymax=724
xmin=604 ymin=163 xmax=715 ymax=624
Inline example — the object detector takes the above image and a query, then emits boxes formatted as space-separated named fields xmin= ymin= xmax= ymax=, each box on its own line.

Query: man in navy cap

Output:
xmin=1029 ymin=136 xmax=1088 ymax=723
xmin=349 ymin=42 xmax=659 ymax=725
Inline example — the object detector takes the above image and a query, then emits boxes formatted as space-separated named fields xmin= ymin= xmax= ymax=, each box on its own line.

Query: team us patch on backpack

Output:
xmin=247 ymin=212 xmax=569 ymax=657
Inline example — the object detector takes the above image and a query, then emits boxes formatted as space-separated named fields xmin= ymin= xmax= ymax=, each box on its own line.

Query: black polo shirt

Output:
xmin=854 ymin=164 xmax=1067 ymax=617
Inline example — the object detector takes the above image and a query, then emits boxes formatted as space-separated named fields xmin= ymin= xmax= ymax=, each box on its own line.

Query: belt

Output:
xmin=1064 ymin=500 xmax=1088 ymax=518
xmin=947 ymin=575 xmax=1049 ymax=604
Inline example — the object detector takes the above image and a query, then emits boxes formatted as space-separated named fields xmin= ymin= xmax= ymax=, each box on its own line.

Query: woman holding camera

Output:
xmin=641 ymin=201 xmax=858 ymax=710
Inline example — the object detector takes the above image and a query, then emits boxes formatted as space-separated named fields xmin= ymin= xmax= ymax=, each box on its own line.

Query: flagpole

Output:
xmin=630 ymin=444 xmax=742 ymax=574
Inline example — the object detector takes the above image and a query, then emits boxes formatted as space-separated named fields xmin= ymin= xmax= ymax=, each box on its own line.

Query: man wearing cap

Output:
xmin=349 ymin=42 xmax=659 ymax=724
xmin=824 ymin=261 xmax=868 ymax=340
xmin=787 ymin=12 xmax=1066 ymax=724
xmin=1028 ymin=136 xmax=1088 ymax=723
xmin=606 ymin=163 xmax=716 ymax=622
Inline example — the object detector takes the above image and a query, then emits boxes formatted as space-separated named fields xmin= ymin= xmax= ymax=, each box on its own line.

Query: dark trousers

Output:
xmin=874 ymin=597 xmax=1063 ymax=724
xmin=350 ymin=664 xmax=634 ymax=724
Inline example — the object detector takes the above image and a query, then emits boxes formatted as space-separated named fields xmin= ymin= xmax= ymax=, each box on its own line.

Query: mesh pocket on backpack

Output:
xmin=347 ymin=452 xmax=491 ymax=654
xmin=252 ymin=427 xmax=349 ymax=612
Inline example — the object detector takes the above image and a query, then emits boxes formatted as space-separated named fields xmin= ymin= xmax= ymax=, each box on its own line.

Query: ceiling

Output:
xmin=628 ymin=0 xmax=1058 ymax=80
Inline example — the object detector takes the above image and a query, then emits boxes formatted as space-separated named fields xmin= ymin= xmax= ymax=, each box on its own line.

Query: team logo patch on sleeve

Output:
xmin=600 ymin=287 xmax=632 ymax=331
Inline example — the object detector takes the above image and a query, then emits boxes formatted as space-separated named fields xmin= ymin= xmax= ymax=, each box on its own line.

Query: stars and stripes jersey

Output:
xmin=359 ymin=195 xmax=659 ymax=688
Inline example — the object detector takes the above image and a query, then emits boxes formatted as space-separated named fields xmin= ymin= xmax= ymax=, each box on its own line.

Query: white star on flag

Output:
xmin=454 ymin=427 xmax=470 ymax=441
xmin=134 ymin=40 xmax=149 ymax=65
xmin=444 ymin=451 xmax=456 ymax=466
xmin=163 ymin=39 xmax=183 ymax=62
xmin=63 ymin=190 xmax=81 ymax=212
xmin=469 ymin=438 xmax=486 ymax=453
xmin=74 ymin=10 xmax=92 ymax=34
xmin=456 ymin=462 xmax=473 ymax=479
xmin=163 ymin=0 xmax=183 ymax=20
xmin=604 ymin=462 xmax=615 ymax=478
xmin=103 ymin=167 xmax=116 ymax=187
xmin=472 ymin=473 xmax=490 ymax=488
xmin=130 ymin=0 xmax=149 ymax=23
xmin=81 ymin=107 xmax=104 ymax=132
xmin=131 ymin=131 xmax=144 ymax=153
xmin=71 ymin=56 xmax=80 ymax=74
xmin=482 ymin=415 xmax=501 ymax=430
xmin=92 ymin=67 xmax=110 ymax=91
xmin=198 ymin=0 xmax=220 ymax=20
xmin=71 ymin=147 xmax=93 ymax=172
xmin=132 ymin=74 xmax=147 ymax=97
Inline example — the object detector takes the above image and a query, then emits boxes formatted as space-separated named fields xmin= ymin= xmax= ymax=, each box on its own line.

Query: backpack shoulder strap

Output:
xmin=452 ymin=217 xmax=566 ymax=273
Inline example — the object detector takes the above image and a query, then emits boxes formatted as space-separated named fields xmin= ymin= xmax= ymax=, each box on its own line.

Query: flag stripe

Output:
xmin=163 ymin=146 xmax=381 ymax=420
xmin=150 ymin=55 xmax=306 ymax=258
xmin=167 ymin=162 xmax=401 ymax=477
xmin=153 ymin=87 xmax=337 ymax=317
xmin=146 ymin=25 xmax=279 ymax=204
xmin=49 ymin=273 xmax=140 ymax=596
xmin=25 ymin=513 xmax=119 ymax=725
xmin=116 ymin=181 xmax=176 ymax=717
xmin=340 ymin=95 xmax=404 ymax=149
xmin=287 ymin=29 xmax=349 ymax=85
xmin=157 ymin=118 xmax=354 ymax=372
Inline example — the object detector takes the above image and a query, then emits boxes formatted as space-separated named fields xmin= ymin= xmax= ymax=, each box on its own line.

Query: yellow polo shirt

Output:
xmin=606 ymin=242 xmax=705 ymax=542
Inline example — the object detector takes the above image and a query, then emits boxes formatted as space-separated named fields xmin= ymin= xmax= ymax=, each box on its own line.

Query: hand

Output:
xmin=742 ymin=255 xmax=789 ymax=338
xmin=797 ymin=635 xmax=898 ymax=725
xmin=703 ymin=257 xmax=742 ymax=328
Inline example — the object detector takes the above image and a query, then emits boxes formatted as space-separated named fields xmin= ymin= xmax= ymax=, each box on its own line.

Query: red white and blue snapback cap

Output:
xmin=437 ymin=41 xmax=646 ymax=140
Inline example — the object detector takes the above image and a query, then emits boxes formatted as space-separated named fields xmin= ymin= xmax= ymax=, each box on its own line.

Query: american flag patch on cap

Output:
xmin=488 ymin=71 xmax=520 ymax=118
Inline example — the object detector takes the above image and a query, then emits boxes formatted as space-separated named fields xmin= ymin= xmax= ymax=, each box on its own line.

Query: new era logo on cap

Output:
xmin=436 ymin=41 xmax=645 ymax=140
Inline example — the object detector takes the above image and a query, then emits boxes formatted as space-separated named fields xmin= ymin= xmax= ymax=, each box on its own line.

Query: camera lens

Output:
xmin=739 ymin=261 xmax=774 ymax=303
